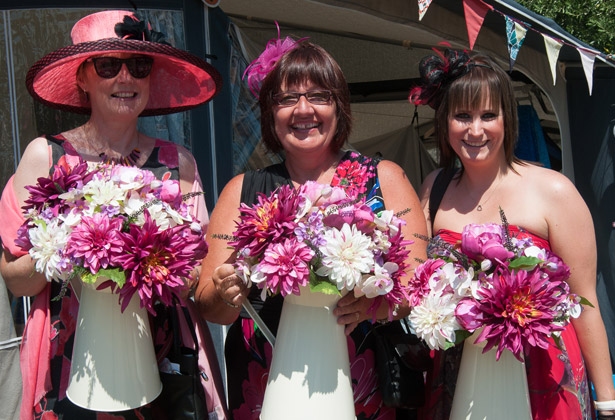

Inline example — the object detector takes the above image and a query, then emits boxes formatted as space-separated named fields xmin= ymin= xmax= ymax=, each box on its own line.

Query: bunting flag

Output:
xmin=453 ymin=0 xmax=610 ymax=97
xmin=505 ymin=16 xmax=528 ymax=71
xmin=543 ymin=34 xmax=564 ymax=85
xmin=578 ymin=48 xmax=597 ymax=95
xmin=463 ymin=0 xmax=492 ymax=50
xmin=418 ymin=0 xmax=433 ymax=21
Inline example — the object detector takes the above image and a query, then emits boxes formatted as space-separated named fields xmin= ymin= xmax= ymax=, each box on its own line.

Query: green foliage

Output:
xmin=82 ymin=267 xmax=126 ymax=288
xmin=508 ymin=256 xmax=542 ymax=271
xmin=309 ymin=271 xmax=341 ymax=295
xmin=516 ymin=0 xmax=615 ymax=54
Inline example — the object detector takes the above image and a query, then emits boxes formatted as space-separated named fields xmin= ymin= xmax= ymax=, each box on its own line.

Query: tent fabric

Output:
xmin=351 ymin=125 xmax=437 ymax=192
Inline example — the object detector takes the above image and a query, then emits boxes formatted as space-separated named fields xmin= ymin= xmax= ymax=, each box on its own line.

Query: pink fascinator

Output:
xmin=243 ymin=22 xmax=307 ymax=97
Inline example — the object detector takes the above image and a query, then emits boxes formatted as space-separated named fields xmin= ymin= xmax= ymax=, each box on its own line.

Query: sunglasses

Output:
xmin=272 ymin=90 xmax=332 ymax=107
xmin=87 ymin=56 xmax=154 ymax=79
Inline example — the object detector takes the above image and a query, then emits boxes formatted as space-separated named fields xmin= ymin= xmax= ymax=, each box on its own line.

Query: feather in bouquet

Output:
xmin=17 ymin=157 xmax=208 ymax=314
xmin=229 ymin=181 xmax=412 ymax=319
xmin=407 ymin=209 xmax=590 ymax=361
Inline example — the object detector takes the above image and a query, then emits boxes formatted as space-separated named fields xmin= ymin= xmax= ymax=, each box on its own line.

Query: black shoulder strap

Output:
xmin=428 ymin=168 xmax=456 ymax=231
xmin=240 ymin=163 xmax=291 ymax=206
xmin=45 ymin=135 xmax=66 ymax=170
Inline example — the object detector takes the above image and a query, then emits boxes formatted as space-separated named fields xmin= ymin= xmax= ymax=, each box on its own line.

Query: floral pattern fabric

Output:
xmin=227 ymin=151 xmax=396 ymax=420
xmin=420 ymin=226 xmax=593 ymax=420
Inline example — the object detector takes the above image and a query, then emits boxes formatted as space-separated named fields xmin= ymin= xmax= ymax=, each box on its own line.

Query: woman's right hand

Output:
xmin=212 ymin=263 xmax=248 ymax=309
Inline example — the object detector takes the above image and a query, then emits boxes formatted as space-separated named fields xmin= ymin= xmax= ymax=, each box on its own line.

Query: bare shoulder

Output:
xmin=376 ymin=159 xmax=415 ymax=190
xmin=376 ymin=159 xmax=421 ymax=201
xmin=220 ymin=173 xmax=244 ymax=198
xmin=516 ymin=163 xmax=580 ymax=201
xmin=18 ymin=136 xmax=50 ymax=168
xmin=13 ymin=137 xmax=51 ymax=202
xmin=212 ymin=173 xmax=245 ymax=212
xmin=375 ymin=158 xmax=404 ymax=176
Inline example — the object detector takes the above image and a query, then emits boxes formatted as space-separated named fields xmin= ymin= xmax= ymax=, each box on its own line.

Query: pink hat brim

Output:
xmin=26 ymin=38 xmax=222 ymax=116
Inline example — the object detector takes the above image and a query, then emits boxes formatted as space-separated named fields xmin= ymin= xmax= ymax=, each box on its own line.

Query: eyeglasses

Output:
xmin=272 ymin=90 xmax=332 ymax=106
xmin=87 ymin=56 xmax=154 ymax=79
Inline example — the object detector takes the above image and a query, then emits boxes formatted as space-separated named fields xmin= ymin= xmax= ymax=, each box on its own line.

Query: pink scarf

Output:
xmin=0 ymin=176 xmax=52 ymax=420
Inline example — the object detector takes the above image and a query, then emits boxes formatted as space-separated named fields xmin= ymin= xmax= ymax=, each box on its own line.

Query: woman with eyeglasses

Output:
xmin=195 ymin=39 xmax=428 ymax=419
xmin=0 ymin=10 xmax=228 ymax=420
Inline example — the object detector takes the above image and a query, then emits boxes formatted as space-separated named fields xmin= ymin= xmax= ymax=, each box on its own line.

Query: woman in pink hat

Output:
xmin=0 ymin=10 xmax=227 ymax=420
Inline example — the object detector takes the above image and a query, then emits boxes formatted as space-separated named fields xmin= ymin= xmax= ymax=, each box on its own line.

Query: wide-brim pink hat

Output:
xmin=25 ymin=10 xmax=222 ymax=116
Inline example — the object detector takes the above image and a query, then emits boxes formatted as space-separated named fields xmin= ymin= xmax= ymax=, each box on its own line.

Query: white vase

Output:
xmin=260 ymin=285 xmax=356 ymax=420
xmin=450 ymin=333 xmax=532 ymax=420
xmin=66 ymin=277 xmax=162 ymax=411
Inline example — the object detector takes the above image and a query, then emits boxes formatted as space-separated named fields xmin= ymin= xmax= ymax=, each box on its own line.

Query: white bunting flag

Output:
xmin=578 ymin=48 xmax=597 ymax=95
xmin=543 ymin=35 xmax=564 ymax=85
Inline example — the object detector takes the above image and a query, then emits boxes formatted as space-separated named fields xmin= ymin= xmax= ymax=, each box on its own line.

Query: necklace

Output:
xmin=96 ymin=131 xmax=142 ymax=166
xmin=99 ymin=148 xmax=141 ymax=166
xmin=473 ymin=175 xmax=506 ymax=212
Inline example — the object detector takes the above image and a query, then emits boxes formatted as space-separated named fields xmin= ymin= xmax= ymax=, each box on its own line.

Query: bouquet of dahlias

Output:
xmin=407 ymin=211 xmax=589 ymax=361
xmin=230 ymin=181 xmax=411 ymax=319
xmin=17 ymin=157 xmax=208 ymax=314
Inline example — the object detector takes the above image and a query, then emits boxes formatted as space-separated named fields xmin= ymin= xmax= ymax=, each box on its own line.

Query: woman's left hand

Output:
xmin=333 ymin=294 xmax=376 ymax=335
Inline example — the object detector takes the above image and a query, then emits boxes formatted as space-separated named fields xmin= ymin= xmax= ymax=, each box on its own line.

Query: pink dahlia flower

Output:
xmin=461 ymin=223 xmax=514 ymax=263
xmin=367 ymin=228 xmax=412 ymax=319
xmin=65 ymin=212 xmax=124 ymax=273
xmin=408 ymin=258 xmax=446 ymax=306
xmin=230 ymin=185 xmax=301 ymax=258
xmin=458 ymin=268 xmax=566 ymax=361
xmin=114 ymin=211 xmax=208 ymax=314
xmin=252 ymin=238 xmax=314 ymax=297
xmin=23 ymin=156 xmax=94 ymax=216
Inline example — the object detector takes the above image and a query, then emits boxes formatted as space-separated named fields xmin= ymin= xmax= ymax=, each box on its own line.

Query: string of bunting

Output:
xmin=418 ymin=0 xmax=613 ymax=95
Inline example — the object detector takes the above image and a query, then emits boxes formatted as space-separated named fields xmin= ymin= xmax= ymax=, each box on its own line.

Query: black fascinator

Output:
xmin=409 ymin=48 xmax=473 ymax=110
xmin=114 ymin=14 xmax=170 ymax=45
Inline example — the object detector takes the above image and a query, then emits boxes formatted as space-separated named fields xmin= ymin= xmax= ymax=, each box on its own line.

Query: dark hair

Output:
xmin=434 ymin=53 xmax=521 ymax=171
xmin=258 ymin=42 xmax=352 ymax=154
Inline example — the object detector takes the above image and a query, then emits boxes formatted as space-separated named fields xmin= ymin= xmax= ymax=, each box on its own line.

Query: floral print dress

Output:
xmin=226 ymin=151 xmax=396 ymax=420
xmin=420 ymin=227 xmax=593 ymax=420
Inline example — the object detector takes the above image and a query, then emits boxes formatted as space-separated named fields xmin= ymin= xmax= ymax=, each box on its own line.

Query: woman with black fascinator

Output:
xmin=412 ymin=48 xmax=615 ymax=419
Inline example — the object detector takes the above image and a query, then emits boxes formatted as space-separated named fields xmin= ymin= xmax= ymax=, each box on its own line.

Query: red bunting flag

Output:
xmin=463 ymin=0 xmax=493 ymax=50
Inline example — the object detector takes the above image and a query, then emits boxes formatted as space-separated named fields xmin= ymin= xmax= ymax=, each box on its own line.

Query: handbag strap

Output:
xmin=168 ymin=303 xmax=200 ymax=360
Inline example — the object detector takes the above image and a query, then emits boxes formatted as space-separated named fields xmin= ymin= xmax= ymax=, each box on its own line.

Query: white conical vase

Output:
xmin=66 ymin=277 xmax=162 ymax=411
xmin=260 ymin=285 xmax=355 ymax=420
xmin=450 ymin=333 xmax=532 ymax=420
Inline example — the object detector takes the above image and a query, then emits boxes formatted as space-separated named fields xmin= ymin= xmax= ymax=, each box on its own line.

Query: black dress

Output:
xmin=224 ymin=150 xmax=398 ymax=420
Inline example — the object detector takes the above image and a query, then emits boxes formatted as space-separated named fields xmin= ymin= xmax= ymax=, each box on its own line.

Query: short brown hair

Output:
xmin=434 ymin=53 xmax=520 ymax=170
xmin=258 ymin=42 xmax=352 ymax=154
